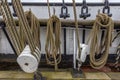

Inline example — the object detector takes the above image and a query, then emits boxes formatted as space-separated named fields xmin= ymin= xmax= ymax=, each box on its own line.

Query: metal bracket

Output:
xmin=71 ymin=68 xmax=85 ymax=78
xmin=79 ymin=0 xmax=90 ymax=19
xmin=102 ymin=0 xmax=112 ymax=17
xmin=60 ymin=0 xmax=70 ymax=19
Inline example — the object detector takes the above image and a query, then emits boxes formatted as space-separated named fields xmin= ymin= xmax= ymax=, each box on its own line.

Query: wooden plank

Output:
xmin=1 ymin=71 xmax=120 ymax=80
xmin=107 ymin=72 xmax=120 ymax=80
xmin=85 ymin=72 xmax=111 ymax=80
xmin=41 ymin=72 xmax=73 ymax=80
xmin=0 ymin=71 xmax=33 ymax=79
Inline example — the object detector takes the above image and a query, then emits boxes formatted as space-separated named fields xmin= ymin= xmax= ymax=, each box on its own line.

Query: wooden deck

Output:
xmin=0 ymin=70 xmax=119 ymax=80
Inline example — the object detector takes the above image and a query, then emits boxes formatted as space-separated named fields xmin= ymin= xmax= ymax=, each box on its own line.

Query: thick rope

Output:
xmin=45 ymin=0 xmax=61 ymax=70
xmin=88 ymin=13 xmax=114 ymax=69
xmin=72 ymin=0 xmax=81 ymax=70
xmin=0 ymin=0 xmax=23 ymax=55
xmin=25 ymin=10 xmax=41 ymax=50
xmin=12 ymin=0 xmax=41 ymax=62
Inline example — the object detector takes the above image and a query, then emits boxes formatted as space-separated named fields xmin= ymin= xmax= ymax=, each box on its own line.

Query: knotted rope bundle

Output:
xmin=88 ymin=13 xmax=114 ymax=69
xmin=45 ymin=15 xmax=61 ymax=70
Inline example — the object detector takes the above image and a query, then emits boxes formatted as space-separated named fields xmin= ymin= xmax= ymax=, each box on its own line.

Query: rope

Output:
xmin=72 ymin=0 xmax=81 ymax=70
xmin=112 ymin=31 xmax=120 ymax=42
xmin=0 ymin=0 xmax=23 ymax=55
xmin=47 ymin=0 xmax=51 ymax=18
xmin=12 ymin=0 xmax=41 ymax=62
xmin=45 ymin=0 xmax=61 ymax=70
xmin=25 ymin=10 xmax=41 ymax=50
xmin=88 ymin=13 xmax=114 ymax=69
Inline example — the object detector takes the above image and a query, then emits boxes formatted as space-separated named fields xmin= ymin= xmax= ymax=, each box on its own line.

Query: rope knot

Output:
xmin=96 ymin=13 xmax=112 ymax=28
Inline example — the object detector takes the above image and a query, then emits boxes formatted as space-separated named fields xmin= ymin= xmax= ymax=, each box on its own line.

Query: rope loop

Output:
xmin=88 ymin=13 xmax=114 ymax=69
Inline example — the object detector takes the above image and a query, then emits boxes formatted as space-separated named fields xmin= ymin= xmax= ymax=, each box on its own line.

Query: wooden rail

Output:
xmin=0 ymin=19 xmax=120 ymax=28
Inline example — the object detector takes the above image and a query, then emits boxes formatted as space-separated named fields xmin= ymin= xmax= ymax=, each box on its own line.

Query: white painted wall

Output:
xmin=0 ymin=5 xmax=120 ymax=54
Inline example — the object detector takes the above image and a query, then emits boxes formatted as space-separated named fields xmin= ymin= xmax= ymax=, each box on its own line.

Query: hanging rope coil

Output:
xmin=88 ymin=13 xmax=114 ymax=69
xmin=46 ymin=0 xmax=61 ymax=70
xmin=45 ymin=15 xmax=61 ymax=70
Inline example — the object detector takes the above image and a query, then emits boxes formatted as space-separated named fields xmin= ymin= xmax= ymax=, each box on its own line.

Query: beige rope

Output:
xmin=72 ymin=0 xmax=82 ymax=70
xmin=45 ymin=0 xmax=61 ymax=70
xmin=25 ymin=10 xmax=41 ymax=50
xmin=88 ymin=13 xmax=114 ymax=69
xmin=12 ymin=0 xmax=41 ymax=61
xmin=0 ymin=0 xmax=23 ymax=55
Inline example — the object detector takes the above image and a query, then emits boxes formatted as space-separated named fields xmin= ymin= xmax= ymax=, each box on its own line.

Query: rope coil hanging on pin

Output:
xmin=45 ymin=0 xmax=61 ymax=70
xmin=87 ymin=13 xmax=114 ymax=69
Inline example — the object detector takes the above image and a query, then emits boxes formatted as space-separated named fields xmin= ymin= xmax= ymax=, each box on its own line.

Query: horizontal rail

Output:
xmin=0 ymin=19 xmax=120 ymax=29
xmin=8 ymin=2 xmax=120 ymax=6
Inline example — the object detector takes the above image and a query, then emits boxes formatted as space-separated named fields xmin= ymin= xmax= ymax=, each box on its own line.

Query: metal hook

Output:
xmin=102 ymin=0 xmax=112 ymax=17
xmin=60 ymin=0 xmax=70 ymax=19
xmin=79 ymin=0 xmax=90 ymax=19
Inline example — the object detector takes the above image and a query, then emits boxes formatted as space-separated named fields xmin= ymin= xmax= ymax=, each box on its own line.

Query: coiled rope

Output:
xmin=45 ymin=0 xmax=61 ymax=70
xmin=88 ymin=13 xmax=114 ymax=69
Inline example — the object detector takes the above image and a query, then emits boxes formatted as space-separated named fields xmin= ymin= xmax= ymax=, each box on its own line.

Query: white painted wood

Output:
xmin=0 ymin=5 xmax=119 ymax=54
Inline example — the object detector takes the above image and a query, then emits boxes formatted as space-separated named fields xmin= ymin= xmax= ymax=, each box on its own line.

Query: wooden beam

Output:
xmin=0 ymin=19 xmax=120 ymax=28
xmin=37 ymin=19 xmax=120 ymax=28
